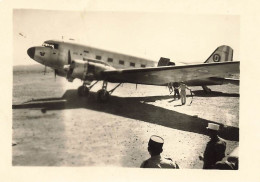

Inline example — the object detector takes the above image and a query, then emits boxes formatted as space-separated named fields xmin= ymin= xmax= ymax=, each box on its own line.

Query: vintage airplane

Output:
xmin=27 ymin=40 xmax=239 ymax=102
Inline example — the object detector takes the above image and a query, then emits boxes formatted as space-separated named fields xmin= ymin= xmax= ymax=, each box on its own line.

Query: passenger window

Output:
xmin=130 ymin=62 xmax=135 ymax=67
xmin=96 ymin=55 xmax=102 ymax=60
xmin=108 ymin=58 xmax=113 ymax=62
xmin=119 ymin=60 xmax=124 ymax=65
xmin=84 ymin=50 xmax=89 ymax=53
xmin=141 ymin=64 xmax=146 ymax=68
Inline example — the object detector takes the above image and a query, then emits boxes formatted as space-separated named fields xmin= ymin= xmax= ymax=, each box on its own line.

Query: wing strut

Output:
xmin=109 ymin=83 xmax=122 ymax=94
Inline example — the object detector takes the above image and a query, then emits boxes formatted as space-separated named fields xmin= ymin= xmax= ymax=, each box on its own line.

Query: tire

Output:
xmin=97 ymin=89 xmax=110 ymax=102
xmin=78 ymin=86 xmax=89 ymax=97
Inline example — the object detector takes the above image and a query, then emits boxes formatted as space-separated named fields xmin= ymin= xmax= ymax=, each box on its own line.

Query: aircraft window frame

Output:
xmin=42 ymin=42 xmax=59 ymax=49
xmin=130 ymin=62 xmax=135 ymax=67
xmin=107 ymin=58 xmax=113 ymax=62
xmin=119 ymin=60 xmax=125 ymax=65
xmin=53 ymin=44 xmax=59 ymax=49
xmin=84 ymin=50 xmax=89 ymax=53
xmin=42 ymin=43 xmax=54 ymax=49
xmin=141 ymin=64 xmax=146 ymax=68
xmin=96 ymin=55 xmax=102 ymax=60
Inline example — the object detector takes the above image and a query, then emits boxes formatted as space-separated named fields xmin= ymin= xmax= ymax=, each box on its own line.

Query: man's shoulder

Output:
xmin=141 ymin=157 xmax=179 ymax=168
xmin=162 ymin=157 xmax=180 ymax=169
xmin=217 ymin=137 xmax=226 ymax=145
xmin=140 ymin=159 xmax=150 ymax=168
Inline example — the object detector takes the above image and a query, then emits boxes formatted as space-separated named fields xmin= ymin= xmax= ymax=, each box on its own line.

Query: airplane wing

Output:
xmin=101 ymin=61 xmax=239 ymax=85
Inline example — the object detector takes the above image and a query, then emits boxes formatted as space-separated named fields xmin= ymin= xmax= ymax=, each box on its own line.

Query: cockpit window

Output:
xmin=53 ymin=44 xmax=59 ymax=49
xmin=42 ymin=42 xmax=59 ymax=49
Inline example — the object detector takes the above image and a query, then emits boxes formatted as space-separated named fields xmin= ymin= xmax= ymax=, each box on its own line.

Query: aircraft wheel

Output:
xmin=78 ymin=86 xmax=89 ymax=97
xmin=97 ymin=89 xmax=110 ymax=102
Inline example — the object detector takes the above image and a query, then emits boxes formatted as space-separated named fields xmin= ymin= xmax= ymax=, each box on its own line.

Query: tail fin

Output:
xmin=204 ymin=45 xmax=233 ymax=63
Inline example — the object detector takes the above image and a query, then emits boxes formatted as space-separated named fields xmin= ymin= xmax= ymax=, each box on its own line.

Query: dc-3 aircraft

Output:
xmin=27 ymin=40 xmax=239 ymax=102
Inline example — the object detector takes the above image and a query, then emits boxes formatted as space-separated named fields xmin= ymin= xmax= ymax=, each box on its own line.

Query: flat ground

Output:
xmin=12 ymin=66 xmax=239 ymax=168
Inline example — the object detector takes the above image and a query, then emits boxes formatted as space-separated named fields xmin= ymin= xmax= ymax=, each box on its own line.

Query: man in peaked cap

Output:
xmin=199 ymin=123 xmax=226 ymax=169
xmin=140 ymin=135 xmax=179 ymax=168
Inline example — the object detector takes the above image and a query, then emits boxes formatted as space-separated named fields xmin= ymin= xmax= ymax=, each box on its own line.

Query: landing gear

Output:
xmin=77 ymin=85 xmax=89 ymax=97
xmin=77 ymin=80 xmax=122 ymax=102
xmin=77 ymin=81 xmax=99 ymax=97
xmin=97 ymin=89 xmax=110 ymax=102
xmin=202 ymin=86 xmax=212 ymax=93
xmin=97 ymin=81 xmax=110 ymax=102
xmin=96 ymin=82 xmax=122 ymax=102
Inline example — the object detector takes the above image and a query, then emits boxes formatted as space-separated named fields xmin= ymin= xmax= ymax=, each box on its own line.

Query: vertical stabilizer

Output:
xmin=204 ymin=45 xmax=233 ymax=63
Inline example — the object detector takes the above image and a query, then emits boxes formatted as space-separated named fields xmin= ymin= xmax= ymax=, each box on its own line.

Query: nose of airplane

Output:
xmin=27 ymin=47 xmax=35 ymax=59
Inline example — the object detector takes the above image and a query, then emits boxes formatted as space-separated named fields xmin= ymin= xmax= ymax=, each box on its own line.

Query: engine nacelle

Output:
xmin=65 ymin=59 xmax=114 ymax=81
xmin=69 ymin=59 xmax=88 ymax=80
xmin=87 ymin=61 xmax=111 ymax=77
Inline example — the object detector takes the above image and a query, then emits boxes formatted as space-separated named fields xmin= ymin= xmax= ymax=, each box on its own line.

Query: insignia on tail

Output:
xmin=204 ymin=45 xmax=233 ymax=63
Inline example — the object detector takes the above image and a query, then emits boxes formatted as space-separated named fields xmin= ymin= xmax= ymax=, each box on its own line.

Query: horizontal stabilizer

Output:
xmin=157 ymin=57 xmax=171 ymax=66
xmin=157 ymin=57 xmax=176 ymax=67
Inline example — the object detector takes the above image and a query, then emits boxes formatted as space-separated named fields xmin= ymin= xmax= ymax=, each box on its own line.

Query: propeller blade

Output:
xmin=68 ymin=50 xmax=71 ymax=64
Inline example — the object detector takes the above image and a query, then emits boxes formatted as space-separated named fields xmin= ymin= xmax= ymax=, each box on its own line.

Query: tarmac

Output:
xmin=12 ymin=68 xmax=239 ymax=168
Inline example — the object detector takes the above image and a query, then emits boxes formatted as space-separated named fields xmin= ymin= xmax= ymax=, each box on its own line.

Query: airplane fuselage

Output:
xmin=27 ymin=40 xmax=236 ymax=87
xmin=28 ymin=40 xmax=156 ymax=78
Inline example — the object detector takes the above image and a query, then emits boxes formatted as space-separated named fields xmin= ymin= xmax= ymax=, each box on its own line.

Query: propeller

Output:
xmin=66 ymin=50 xmax=74 ymax=80
xmin=68 ymin=50 xmax=71 ymax=64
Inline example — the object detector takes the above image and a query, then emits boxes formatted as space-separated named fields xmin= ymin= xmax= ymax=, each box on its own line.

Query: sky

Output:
xmin=13 ymin=10 xmax=240 ymax=65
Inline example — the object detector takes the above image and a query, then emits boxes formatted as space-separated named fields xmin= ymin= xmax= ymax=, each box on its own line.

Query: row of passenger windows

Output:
xmin=73 ymin=51 xmax=146 ymax=67
xmin=95 ymin=55 xmax=146 ymax=67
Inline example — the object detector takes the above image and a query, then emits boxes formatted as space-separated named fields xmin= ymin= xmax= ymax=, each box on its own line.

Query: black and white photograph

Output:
xmin=1 ymin=0 xmax=260 ymax=182
xmin=12 ymin=9 xmax=240 ymax=168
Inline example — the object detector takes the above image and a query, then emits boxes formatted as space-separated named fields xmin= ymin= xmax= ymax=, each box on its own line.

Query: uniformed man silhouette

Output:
xmin=214 ymin=146 xmax=239 ymax=170
xmin=140 ymin=135 xmax=179 ymax=168
xmin=199 ymin=123 xmax=226 ymax=169
xmin=173 ymin=82 xmax=180 ymax=100
xmin=178 ymin=82 xmax=191 ymax=105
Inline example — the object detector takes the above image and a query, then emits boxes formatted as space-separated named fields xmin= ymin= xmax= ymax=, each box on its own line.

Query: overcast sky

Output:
xmin=13 ymin=10 xmax=240 ymax=65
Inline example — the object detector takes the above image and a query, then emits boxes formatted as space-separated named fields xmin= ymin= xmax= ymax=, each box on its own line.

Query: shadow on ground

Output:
xmin=13 ymin=89 xmax=239 ymax=141
xmin=191 ymin=90 xmax=239 ymax=97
